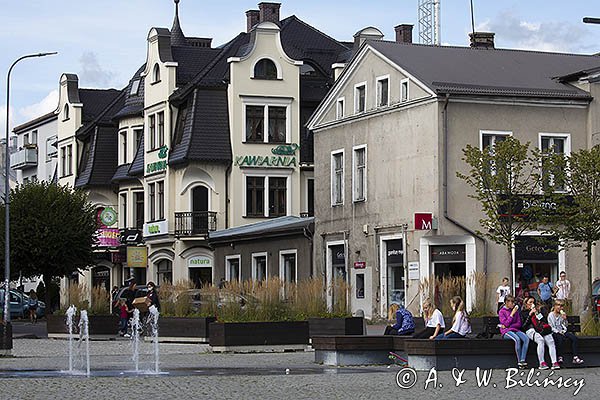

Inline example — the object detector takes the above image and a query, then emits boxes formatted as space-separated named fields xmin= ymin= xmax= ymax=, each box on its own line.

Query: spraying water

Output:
xmin=65 ymin=305 xmax=77 ymax=373
xmin=130 ymin=308 xmax=141 ymax=372
xmin=148 ymin=305 xmax=160 ymax=373
xmin=79 ymin=310 xmax=91 ymax=376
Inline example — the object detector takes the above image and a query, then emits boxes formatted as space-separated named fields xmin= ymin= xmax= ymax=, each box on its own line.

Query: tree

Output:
xmin=457 ymin=136 xmax=544 ymax=276
xmin=0 ymin=181 xmax=98 ymax=310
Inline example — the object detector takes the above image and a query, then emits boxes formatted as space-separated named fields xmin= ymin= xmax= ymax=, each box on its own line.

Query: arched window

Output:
xmin=254 ymin=58 xmax=278 ymax=79
xmin=63 ymin=104 xmax=70 ymax=120
xmin=299 ymin=63 xmax=317 ymax=76
xmin=152 ymin=63 xmax=161 ymax=83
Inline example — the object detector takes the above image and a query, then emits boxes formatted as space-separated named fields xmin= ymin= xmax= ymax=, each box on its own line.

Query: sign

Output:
xmin=431 ymin=245 xmax=466 ymax=262
xmin=515 ymin=236 xmax=558 ymax=262
xmin=235 ymin=155 xmax=297 ymax=168
xmin=271 ymin=144 xmax=299 ymax=156
xmin=408 ymin=261 xmax=420 ymax=280
xmin=127 ymin=246 xmax=148 ymax=268
xmin=354 ymin=261 xmax=366 ymax=269
xmin=386 ymin=240 xmax=403 ymax=265
xmin=146 ymin=160 xmax=167 ymax=174
xmin=188 ymin=256 xmax=212 ymax=268
xmin=498 ymin=194 xmax=574 ymax=220
xmin=414 ymin=213 xmax=433 ymax=230
xmin=96 ymin=228 xmax=120 ymax=247
xmin=100 ymin=207 xmax=118 ymax=227
xmin=330 ymin=245 xmax=345 ymax=266
xmin=143 ymin=220 xmax=168 ymax=237
xmin=120 ymin=229 xmax=143 ymax=245
xmin=112 ymin=252 xmax=127 ymax=264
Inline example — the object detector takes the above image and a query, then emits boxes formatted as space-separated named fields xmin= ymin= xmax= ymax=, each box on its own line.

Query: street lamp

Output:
xmin=3 ymin=52 xmax=57 ymax=333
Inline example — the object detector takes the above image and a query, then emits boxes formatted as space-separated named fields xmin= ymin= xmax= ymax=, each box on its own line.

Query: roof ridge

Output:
xmin=79 ymin=87 xmax=121 ymax=92
xmin=281 ymin=15 xmax=350 ymax=50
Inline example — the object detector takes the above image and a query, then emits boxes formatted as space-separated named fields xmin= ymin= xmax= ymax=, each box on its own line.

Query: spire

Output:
xmin=171 ymin=0 xmax=187 ymax=46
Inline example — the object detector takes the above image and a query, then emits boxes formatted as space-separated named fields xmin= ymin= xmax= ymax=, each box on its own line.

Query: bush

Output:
xmin=89 ymin=286 xmax=110 ymax=315
xmin=60 ymin=284 xmax=89 ymax=313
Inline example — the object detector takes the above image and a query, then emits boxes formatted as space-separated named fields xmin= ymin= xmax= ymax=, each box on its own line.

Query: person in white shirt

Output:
xmin=412 ymin=298 xmax=445 ymax=340
xmin=555 ymin=272 xmax=571 ymax=301
xmin=496 ymin=277 xmax=511 ymax=313
xmin=436 ymin=296 xmax=471 ymax=339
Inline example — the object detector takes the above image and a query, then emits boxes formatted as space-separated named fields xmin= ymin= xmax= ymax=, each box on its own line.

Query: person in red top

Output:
xmin=118 ymin=298 xmax=131 ymax=337
xmin=498 ymin=295 xmax=530 ymax=368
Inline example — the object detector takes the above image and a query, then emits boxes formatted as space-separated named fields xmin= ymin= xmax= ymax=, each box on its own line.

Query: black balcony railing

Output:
xmin=175 ymin=211 xmax=217 ymax=236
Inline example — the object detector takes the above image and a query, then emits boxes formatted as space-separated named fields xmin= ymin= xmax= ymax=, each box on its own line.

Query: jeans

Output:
xmin=553 ymin=332 xmax=579 ymax=357
xmin=503 ymin=330 xmax=530 ymax=362
xmin=435 ymin=332 xmax=465 ymax=340
xmin=526 ymin=328 xmax=557 ymax=365
xmin=119 ymin=318 xmax=128 ymax=333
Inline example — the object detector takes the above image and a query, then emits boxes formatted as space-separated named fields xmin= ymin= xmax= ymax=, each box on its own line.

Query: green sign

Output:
xmin=147 ymin=160 xmax=167 ymax=174
xmin=235 ymin=155 xmax=297 ymax=168
xmin=100 ymin=207 xmax=118 ymax=227
xmin=158 ymin=145 xmax=168 ymax=159
xmin=148 ymin=224 xmax=161 ymax=234
xmin=271 ymin=144 xmax=299 ymax=156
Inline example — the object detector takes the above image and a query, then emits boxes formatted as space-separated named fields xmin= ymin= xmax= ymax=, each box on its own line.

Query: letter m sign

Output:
xmin=414 ymin=213 xmax=433 ymax=230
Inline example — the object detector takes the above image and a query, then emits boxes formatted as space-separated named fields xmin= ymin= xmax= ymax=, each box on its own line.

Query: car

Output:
xmin=0 ymin=288 xmax=46 ymax=319
xmin=178 ymin=289 xmax=258 ymax=314
xmin=111 ymin=285 xmax=150 ymax=315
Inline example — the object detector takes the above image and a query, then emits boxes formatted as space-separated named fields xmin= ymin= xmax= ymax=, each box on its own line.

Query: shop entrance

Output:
xmin=92 ymin=266 xmax=110 ymax=292
xmin=384 ymin=239 xmax=405 ymax=307
xmin=515 ymin=236 xmax=559 ymax=301
xmin=327 ymin=243 xmax=346 ymax=310
xmin=431 ymin=245 xmax=466 ymax=307
xmin=189 ymin=268 xmax=212 ymax=288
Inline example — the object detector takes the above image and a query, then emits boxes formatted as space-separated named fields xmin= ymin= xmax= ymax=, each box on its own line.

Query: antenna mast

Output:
xmin=418 ymin=0 xmax=441 ymax=45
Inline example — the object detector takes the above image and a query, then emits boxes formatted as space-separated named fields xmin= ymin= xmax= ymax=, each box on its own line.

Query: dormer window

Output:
xmin=130 ymin=79 xmax=141 ymax=95
xmin=300 ymin=63 xmax=317 ymax=77
xmin=152 ymin=64 xmax=161 ymax=83
xmin=254 ymin=58 xmax=278 ymax=80
xmin=63 ymin=104 xmax=70 ymax=120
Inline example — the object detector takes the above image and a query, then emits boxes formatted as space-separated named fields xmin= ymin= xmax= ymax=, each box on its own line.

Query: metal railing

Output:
xmin=175 ymin=211 xmax=217 ymax=236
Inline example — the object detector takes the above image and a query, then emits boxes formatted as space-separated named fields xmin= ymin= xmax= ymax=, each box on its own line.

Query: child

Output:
xmin=384 ymin=303 xmax=415 ymax=336
xmin=521 ymin=296 xmax=559 ymax=370
xmin=28 ymin=290 xmax=38 ymax=324
xmin=436 ymin=296 xmax=471 ymax=339
xmin=548 ymin=299 xmax=584 ymax=365
xmin=412 ymin=299 xmax=445 ymax=340
xmin=496 ymin=277 xmax=511 ymax=313
xmin=499 ymin=295 xmax=529 ymax=368
xmin=118 ymin=298 xmax=130 ymax=337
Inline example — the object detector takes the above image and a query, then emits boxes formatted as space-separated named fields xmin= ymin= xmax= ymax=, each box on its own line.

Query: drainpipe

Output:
xmin=302 ymin=224 xmax=314 ymax=277
xmin=442 ymin=94 xmax=488 ymax=303
xmin=224 ymin=163 xmax=231 ymax=229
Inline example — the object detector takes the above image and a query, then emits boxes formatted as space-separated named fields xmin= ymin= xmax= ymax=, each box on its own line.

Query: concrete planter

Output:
xmin=0 ymin=323 xmax=12 ymax=355
xmin=209 ymin=321 xmax=309 ymax=352
xmin=47 ymin=314 xmax=119 ymax=338
xmin=157 ymin=316 xmax=216 ymax=343
xmin=308 ymin=317 xmax=364 ymax=337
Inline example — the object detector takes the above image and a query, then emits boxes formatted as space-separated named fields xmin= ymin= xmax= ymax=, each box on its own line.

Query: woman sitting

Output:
xmin=435 ymin=296 xmax=471 ymax=339
xmin=548 ymin=299 xmax=584 ymax=365
xmin=498 ymin=295 xmax=529 ymax=369
xmin=521 ymin=296 xmax=560 ymax=370
xmin=412 ymin=299 xmax=445 ymax=340
xmin=384 ymin=303 xmax=415 ymax=336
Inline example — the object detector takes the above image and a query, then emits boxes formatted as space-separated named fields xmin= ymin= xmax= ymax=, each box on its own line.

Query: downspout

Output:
xmin=303 ymin=224 xmax=314 ymax=278
xmin=442 ymin=94 xmax=488 ymax=303
xmin=224 ymin=163 xmax=231 ymax=229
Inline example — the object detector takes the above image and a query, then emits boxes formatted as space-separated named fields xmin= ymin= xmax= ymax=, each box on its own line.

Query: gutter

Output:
xmin=442 ymin=94 xmax=488 ymax=275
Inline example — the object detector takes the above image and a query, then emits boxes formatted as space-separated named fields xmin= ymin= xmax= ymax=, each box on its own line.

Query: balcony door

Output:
xmin=192 ymin=186 xmax=209 ymax=234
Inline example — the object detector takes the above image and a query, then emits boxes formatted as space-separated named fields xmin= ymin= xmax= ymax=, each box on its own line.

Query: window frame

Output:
xmin=225 ymin=255 xmax=241 ymax=282
xmin=279 ymin=249 xmax=298 ymax=284
xmin=354 ymin=82 xmax=367 ymax=114
xmin=134 ymin=191 xmax=145 ymax=229
xmin=539 ymin=132 xmax=571 ymax=193
xmin=119 ymin=130 xmax=128 ymax=165
xmin=268 ymin=176 xmax=287 ymax=217
xmin=149 ymin=114 xmax=156 ymax=150
xmin=242 ymin=97 xmax=292 ymax=144
xmin=120 ymin=192 xmax=128 ymax=229
xmin=252 ymin=57 xmax=281 ymax=80
xmin=66 ymin=144 xmax=73 ymax=176
xmin=376 ymin=75 xmax=390 ymax=108
xmin=148 ymin=182 xmax=156 ymax=222
xmin=336 ymin=97 xmax=345 ymax=120
xmin=157 ymin=180 xmax=165 ymax=220
xmin=331 ymin=149 xmax=345 ymax=206
xmin=352 ymin=144 xmax=367 ymax=202
xmin=157 ymin=111 xmax=165 ymax=148
xmin=400 ymin=78 xmax=409 ymax=102
xmin=152 ymin=63 xmax=161 ymax=84
xmin=243 ymin=170 xmax=291 ymax=218
xmin=251 ymin=252 xmax=268 ymax=281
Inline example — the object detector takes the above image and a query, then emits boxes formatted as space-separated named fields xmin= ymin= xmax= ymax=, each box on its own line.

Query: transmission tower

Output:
xmin=418 ymin=0 xmax=441 ymax=45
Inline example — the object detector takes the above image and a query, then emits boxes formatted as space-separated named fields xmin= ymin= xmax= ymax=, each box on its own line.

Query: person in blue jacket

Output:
xmin=384 ymin=303 xmax=415 ymax=335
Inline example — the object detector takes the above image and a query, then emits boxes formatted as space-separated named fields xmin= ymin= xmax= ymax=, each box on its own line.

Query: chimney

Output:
xmin=469 ymin=32 xmax=495 ymax=49
xmin=394 ymin=24 xmax=413 ymax=44
xmin=353 ymin=27 xmax=384 ymax=49
xmin=246 ymin=10 xmax=260 ymax=32
xmin=258 ymin=2 xmax=281 ymax=25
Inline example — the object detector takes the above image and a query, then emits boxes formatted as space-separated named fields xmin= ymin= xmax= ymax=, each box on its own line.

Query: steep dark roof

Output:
xmin=128 ymin=135 xmax=145 ymax=177
xmin=172 ymin=46 xmax=222 ymax=85
xmin=367 ymin=40 xmax=600 ymax=99
xmin=78 ymin=88 xmax=122 ymax=123
xmin=209 ymin=216 xmax=314 ymax=244
xmin=111 ymin=164 xmax=131 ymax=184
xmin=113 ymin=64 xmax=146 ymax=120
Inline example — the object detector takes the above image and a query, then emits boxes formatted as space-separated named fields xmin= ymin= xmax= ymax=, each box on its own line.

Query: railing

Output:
xmin=10 ymin=147 xmax=38 ymax=169
xmin=175 ymin=211 xmax=217 ymax=236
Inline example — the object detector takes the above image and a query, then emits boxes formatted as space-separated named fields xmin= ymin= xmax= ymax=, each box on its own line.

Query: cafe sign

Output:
xmin=127 ymin=246 xmax=148 ymax=268
xmin=146 ymin=146 xmax=169 ymax=174
xmin=235 ymin=155 xmax=297 ymax=168
xmin=143 ymin=220 xmax=168 ymax=237
xmin=188 ymin=256 xmax=212 ymax=268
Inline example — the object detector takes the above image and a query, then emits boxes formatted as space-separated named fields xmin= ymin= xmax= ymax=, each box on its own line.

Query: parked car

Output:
xmin=0 ymin=288 xmax=46 ymax=319
xmin=111 ymin=285 xmax=150 ymax=315
xmin=179 ymin=289 xmax=258 ymax=314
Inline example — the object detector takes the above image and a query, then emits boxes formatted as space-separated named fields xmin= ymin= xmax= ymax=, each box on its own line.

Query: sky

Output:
xmin=1 ymin=0 xmax=599 ymax=132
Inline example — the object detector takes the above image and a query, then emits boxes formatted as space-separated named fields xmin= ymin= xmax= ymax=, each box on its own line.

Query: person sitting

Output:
xmin=435 ymin=296 xmax=471 ymax=339
xmin=548 ymin=299 xmax=584 ymax=365
xmin=384 ymin=303 xmax=415 ymax=336
xmin=521 ymin=296 xmax=559 ymax=370
xmin=498 ymin=295 xmax=529 ymax=369
xmin=412 ymin=299 xmax=445 ymax=340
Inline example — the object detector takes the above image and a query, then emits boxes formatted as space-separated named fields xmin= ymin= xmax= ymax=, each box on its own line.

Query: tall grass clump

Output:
xmin=159 ymin=280 xmax=195 ymax=317
xmin=89 ymin=285 xmax=110 ymax=315
xmin=60 ymin=284 xmax=89 ymax=312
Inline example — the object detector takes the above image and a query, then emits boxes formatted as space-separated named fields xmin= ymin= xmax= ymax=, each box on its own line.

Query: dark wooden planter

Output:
xmin=47 ymin=314 xmax=119 ymax=335
xmin=159 ymin=317 xmax=216 ymax=339
xmin=308 ymin=317 xmax=364 ymax=337
xmin=0 ymin=323 xmax=12 ymax=351
xmin=209 ymin=321 xmax=309 ymax=347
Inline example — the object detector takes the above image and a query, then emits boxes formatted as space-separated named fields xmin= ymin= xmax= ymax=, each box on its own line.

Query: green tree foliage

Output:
xmin=0 ymin=182 xmax=97 ymax=310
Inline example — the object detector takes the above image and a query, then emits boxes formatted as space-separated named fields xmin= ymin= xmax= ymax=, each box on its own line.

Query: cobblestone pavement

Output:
xmin=1 ymin=339 xmax=599 ymax=400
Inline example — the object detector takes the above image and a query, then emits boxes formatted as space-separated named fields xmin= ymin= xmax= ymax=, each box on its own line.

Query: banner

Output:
xmin=127 ymin=247 xmax=148 ymax=268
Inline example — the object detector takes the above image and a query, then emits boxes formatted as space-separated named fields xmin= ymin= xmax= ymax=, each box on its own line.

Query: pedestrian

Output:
xmin=496 ymin=277 xmax=511 ymax=313
xmin=145 ymin=281 xmax=160 ymax=312
xmin=118 ymin=298 xmax=131 ymax=337
xmin=435 ymin=296 xmax=471 ymax=339
xmin=555 ymin=271 xmax=571 ymax=302
xmin=521 ymin=296 xmax=559 ymax=370
xmin=548 ymin=299 xmax=584 ymax=366
xmin=123 ymin=279 xmax=137 ymax=310
xmin=412 ymin=299 xmax=445 ymax=339
xmin=218 ymin=278 xmax=226 ymax=289
xmin=384 ymin=303 xmax=415 ymax=336
xmin=28 ymin=289 xmax=38 ymax=324
xmin=537 ymin=275 xmax=555 ymax=308
xmin=498 ymin=295 xmax=529 ymax=369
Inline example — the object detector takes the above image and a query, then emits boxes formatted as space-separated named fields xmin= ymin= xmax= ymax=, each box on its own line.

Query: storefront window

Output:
xmin=515 ymin=236 xmax=559 ymax=301
xmin=386 ymin=240 xmax=404 ymax=306
xmin=156 ymin=260 xmax=172 ymax=285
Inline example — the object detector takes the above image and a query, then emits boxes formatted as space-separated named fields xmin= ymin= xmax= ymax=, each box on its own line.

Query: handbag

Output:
xmin=532 ymin=312 xmax=552 ymax=336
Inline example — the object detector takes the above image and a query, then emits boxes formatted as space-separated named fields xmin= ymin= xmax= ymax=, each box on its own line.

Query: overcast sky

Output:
xmin=1 ymin=0 xmax=599 ymax=131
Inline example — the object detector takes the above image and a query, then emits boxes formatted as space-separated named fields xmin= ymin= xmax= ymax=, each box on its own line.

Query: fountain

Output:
xmin=130 ymin=308 xmax=141 ymax=372
xmin=148 ymin=305 xmax=160 ymax=374
xmin=65 ymin=305 xmax=77 ymax=373
xmin=79 ymin=310 xmax=91 ymax=376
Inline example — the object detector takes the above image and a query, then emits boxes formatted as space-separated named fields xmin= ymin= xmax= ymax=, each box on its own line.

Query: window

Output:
xmin=172 ymin=104 xmax=188 ymax=146
xmin=120 ymin=131 xmax=128 ymax=164
xmin=268 ymin=106 xmax=286 ymax=143
xmin=331 ymin=150 xmax=344 ymax=205
xmin=148 ymin=183 xmax=156 ymax=221
xmin=158 ymin=112 xmax=165 ymax=147
xmin=541 ymin=134 xmax=569 ymax=192
xmin=152 ymin=63 xmax=160 ymax=83
xmin=135 ymin=129 xmax=143 ymax=149
xmin=252 ymin=253 xmax=267 ymax=281
xmin=31 ymin=130 xmax=38 ymax=145
xmin=63 ymin=104 xmax=70 ymax=120
xmin=31 ymin=175 xmax=37 ymax=182
xmin=280 ymin=251 xmax=297 ymax=283
xmin=246 ymin=106 xmax=264 ymax=142
xmin=245 ymin=105 xmax=288 ymax=144
xmin=401 ymin=79 xmax=409 ymax=102
xmin=254 ymin=58 xmax=278 ymax=79
xmin=46 ymin=136 xmax=57 ymax=161
xmin=120 ymin=193 xmax=128 ymax=228
xmin=356 ymin=273 xmax=365 ymax=299
xmin=336 ymin=98 xmax=345 ymax=119
xmin=377 ymin=76 xmax=389 ymax=107
xmin=268 ymin=177 xmax=287 ymax=217
xmin=226 ymin=256 xmax=241 ymax=282
xmin=66 ymin=144 xmax=73 ymax=175
xmin=246 ymin=176 xmax=265 ymax=217
xmin=60 ymin=147 xmax=66 ymax=177
xmin=134 ymin=192 xmax=144 ymax=229
xmin=149 ymin=115 xmax=156 ymax=150
xmin=480 ymin=131 xmax=511 ymax=175
xmin=354 ymin=83 xmax=366 ymax=113
xmin=307 ymin=178 xmax=314 ymax=217
xmin=156 ymin=260 xmax=172 ymax=285
xmin=299 ymin=63 xmax=317 ymax=76
xmin=157 ymin=181 xmax=165 ymax=220
xmin=130 ymin=79 xmax=141 ymax=95
xmin=353 ymin=146 xmax=367 ymax=202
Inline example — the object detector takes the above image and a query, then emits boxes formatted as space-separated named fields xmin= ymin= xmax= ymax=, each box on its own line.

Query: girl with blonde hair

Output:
xmin=412 ymin=298 xmax=445 ymax=339
xmin=436 ymin=296 xmax=471 ymax=339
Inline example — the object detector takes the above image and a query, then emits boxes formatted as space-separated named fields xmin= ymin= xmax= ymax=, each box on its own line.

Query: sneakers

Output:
xmin=551 ymin=362 xmax=561 ymax=370
xmin=573 ymin=356 xmax=584 ymax=365
xmin=539 ymin=362 xmax=549 ymax=370
xmin=557 ymin=356 xmax=563 ymax=364
xmin=518 ymin=361 xmax=528 ymax=369
xmin=124 ymin=333 xmax=131 ymax=338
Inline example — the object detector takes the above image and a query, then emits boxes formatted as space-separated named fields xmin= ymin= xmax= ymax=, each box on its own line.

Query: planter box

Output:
xmin=308 ymin=317 xmax=364 ymax=337
xmin=0 ymin=323 xmax=12 ymax=355
xmin=47 ymin=314 xmax=119 ymax=338
xmin=209 ymin=321 xmax=309 ymax=352
xmin=157 ymin=316 xmax=216 ymax=343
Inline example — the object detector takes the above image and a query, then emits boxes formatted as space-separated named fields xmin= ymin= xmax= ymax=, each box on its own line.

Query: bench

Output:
xmin=482 ymin=316 xmax=580 ymax=338
xmin=312 ymin=335 xmax=410 ymax=366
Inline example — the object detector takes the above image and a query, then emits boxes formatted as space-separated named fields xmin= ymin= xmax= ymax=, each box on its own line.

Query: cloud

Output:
xmin=18 ymin=90 xmax=59 ymax=122
xmin=79 ymin=52 xmax=115 ymax=87
xmin=476 ymin=11 xmax=592 ymax=53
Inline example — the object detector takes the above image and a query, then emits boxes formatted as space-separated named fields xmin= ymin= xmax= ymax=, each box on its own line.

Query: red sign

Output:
xmin=354 ymin=261 xmax=366 ymax=269
xmin=414 ymin=213 xmax=433 ymax=230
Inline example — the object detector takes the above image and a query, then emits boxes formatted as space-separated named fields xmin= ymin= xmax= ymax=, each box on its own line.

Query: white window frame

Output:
xmin=241 ymin=97 xmax=292 ymax=144
xmin=354 ymin=82 xmax=367 ymax=114
xmin=251 ymin=252 xmax=268 ymax=281
xmin=251 ymin=57 xmax=283 ymax=80
xmin=352 ymin=144 xmax=367 ymax=202
xmin=376 ymin=75 xmax=390 ymax=108
xmin=336 ymin=97 xmax=345 ymax=120
xmin=331 ymin=149 xmax=345 ymax=206
xmin=225 ymin=255 xmax=241 ymax=282
xmin=119 ymin=191 xmax=128 ymax=229
xmin=400 ymin=78 xmax=409 ymax=102
xmin=130 ymin=79 xmax=141 ymax=95
xmin=539 ymin=133 xmax=571 ymax=193
xmin=119 ymin=130 xmax=128 ymax=165
xmin=242 ymin=169 xmax=292 ymax=218
xmin=305 ymin=176 xmax=315 ymax=215
xmin=479 ymin=130 xmax=512 ymax=150
xmin=279 ymin=249 xmax=298 ymax=283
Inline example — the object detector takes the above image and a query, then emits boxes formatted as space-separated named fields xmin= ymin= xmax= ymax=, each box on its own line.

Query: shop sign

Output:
xmin=414 ymin=213 xmax=434 ymax=230
xmin=120 ymin=229 xmax=143 ymax=245
xmin=354 ymin=261 xmax=366 ymax=269
xmin=143 ymin=220 xmax=168 ymax=237
xmin=515 ymin=236 xmax=558 ymax=262
xmin=96 ymin=228 xmax=120 ymax=247
xmin=431 ymin=245 xmax=466 ymax=262
xmin=498 ymin=194 xmax=574 ymax=220
xmin=386 ymin=240 xmax=403 ymax=265
xmin=271 ymin=144 xmax=299 ymax=156
xmin=146 ymin=160 xmax=167 ymax=174
xmin=330 ymin=245 xmax=345 ymax=266
xmin=112 ymin=252 xmax=127 ymax=264
xmin=100 ymin=207 xmax=118 ymax=227
xmin=408 ymin=261 xmax=420 ymax=280
xmin=92 ymin=268 xmax=110 ymax=278
xmin=127 ymin=246 xmax=148 ymax=268
xmin=235 ymin=155 xmax=297 ymax=168
xmin=188 ymin=256 xmax=212 ymax=268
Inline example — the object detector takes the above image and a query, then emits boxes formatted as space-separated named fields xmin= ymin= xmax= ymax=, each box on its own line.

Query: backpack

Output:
xmin=532 ymin=312 xmax=552 ymax=336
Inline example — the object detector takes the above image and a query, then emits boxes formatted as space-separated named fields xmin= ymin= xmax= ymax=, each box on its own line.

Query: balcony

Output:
xmin=10 ymin=146 xmax=38 ymax=170
xmin=175 ymin=211 xmax=217 ymax=237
